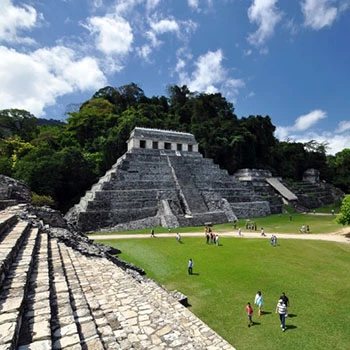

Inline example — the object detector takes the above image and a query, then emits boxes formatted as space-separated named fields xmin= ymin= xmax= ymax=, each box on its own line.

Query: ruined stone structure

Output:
xmin=234 ymin=169 xmax=286 ymax=213
xmin=0 ymin=177 xmax=235 ymax=349
xmin=66 ymin=128 xmax=271 ymax=232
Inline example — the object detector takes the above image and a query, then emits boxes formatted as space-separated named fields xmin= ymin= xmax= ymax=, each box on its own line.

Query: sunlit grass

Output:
xmin=95 ymin=236 xmax=350 ymax=350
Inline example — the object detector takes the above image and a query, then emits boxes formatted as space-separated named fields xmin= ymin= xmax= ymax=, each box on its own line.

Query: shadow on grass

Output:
xmin=261 ymin=311 xmax=272 ymax=315
xmin=285 ymin=325 xmax=297 ymax=331
xmin=251 ymin=322 xmax=261 ymax=326
xmin=190 ymin=272 xmax=200 ymax=276
xmin=287 ymin=313 xmax=297 ymax=318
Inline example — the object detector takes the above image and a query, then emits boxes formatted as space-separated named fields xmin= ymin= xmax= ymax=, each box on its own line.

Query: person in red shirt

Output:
xmin=246 ymin=302 xmax=254 ymax=327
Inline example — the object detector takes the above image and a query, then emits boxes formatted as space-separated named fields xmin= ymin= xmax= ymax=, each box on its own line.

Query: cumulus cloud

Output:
xmin=0 ymin=46 xmax=106 ymax=117
xmin=83 ymin=15 xmax=133 ymax=56
xmin=247 ymin=0 xmax=283 ymax=47
xmin=301 ymin=0 xmax=338 ymax=30
xmin=176 ymin=49 xmax=245 ymax=101
xmin=0 ymin=0 xmax=42 ymax=44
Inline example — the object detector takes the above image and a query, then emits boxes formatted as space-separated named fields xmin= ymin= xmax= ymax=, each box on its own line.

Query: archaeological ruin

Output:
xmin=65 ymin=128 xmax=272 ymax=232
xmin=65 ymin=127 xmax=343 ymax=233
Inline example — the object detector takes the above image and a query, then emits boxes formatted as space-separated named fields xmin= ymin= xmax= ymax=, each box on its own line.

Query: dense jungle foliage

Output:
xmin=0 ymin=83 xmax=349 ymax=212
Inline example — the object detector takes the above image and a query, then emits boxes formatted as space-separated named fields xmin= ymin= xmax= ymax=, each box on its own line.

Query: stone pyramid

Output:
xmin=66 ymin=128 xmax=271 ymax=232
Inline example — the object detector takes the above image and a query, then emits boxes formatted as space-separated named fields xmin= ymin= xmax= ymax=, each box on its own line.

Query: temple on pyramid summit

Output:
xmin=65 ymin=127 xmax=272 ymax=232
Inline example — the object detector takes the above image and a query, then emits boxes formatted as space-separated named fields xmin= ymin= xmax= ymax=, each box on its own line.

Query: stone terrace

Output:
xmin=0 ymin=206 xmax=235 ymax=350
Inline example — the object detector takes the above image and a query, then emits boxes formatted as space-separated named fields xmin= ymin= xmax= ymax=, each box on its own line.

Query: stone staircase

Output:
xmin=0 ymin=208 xmax=235 ymax=349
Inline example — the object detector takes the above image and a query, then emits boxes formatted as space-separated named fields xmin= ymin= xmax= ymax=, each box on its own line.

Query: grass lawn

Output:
xmin=95 ymin=236 xmax=350 ymax=350
xmin=88 ymin=213 xmax=343 ymax=236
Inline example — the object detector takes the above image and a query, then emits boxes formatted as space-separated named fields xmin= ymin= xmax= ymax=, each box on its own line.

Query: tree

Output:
xmin=0 ymin=109 xmax=38 ymax=141
xmin=337 ymin=195 xmax=350 ymax=226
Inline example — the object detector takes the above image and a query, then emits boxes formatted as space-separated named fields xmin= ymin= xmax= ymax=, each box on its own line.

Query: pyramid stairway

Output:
xmin=0 ymin=207 xmax=235 ymax=350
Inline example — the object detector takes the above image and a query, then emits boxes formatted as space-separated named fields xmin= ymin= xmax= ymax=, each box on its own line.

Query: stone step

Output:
xmin=102 ymin=180 xmax=175 ymax=191
xmin=56 ymin=242 xmax=107 ymax=350
xmin=0 ymin=220 xmax=31 ymax=289
xmin=17 ymin=231 xmax=52 ymax=349
xmin=0 ymin=213 xmax=18 ymax=237
xmin=94 ymin=190 xmax=159 ymax=201
xmin=0 ymin=227 xmax=40 ymax=348
xmin=49 ymin=239 xmax=82 ymax=349
xmin=86 ymin=199 xmax=158 ymax=211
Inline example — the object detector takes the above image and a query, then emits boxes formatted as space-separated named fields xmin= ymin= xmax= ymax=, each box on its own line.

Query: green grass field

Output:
xmin=89 ymin=212 xmax=342 ymax=236
xmin=95 ymin=235 xmax=350 ymax=350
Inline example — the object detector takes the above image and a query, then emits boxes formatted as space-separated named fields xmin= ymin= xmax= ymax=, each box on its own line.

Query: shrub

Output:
xmin=31 ymin=192 xmax=55 ymax=208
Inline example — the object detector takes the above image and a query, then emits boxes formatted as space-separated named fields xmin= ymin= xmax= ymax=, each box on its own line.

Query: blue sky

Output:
xmin=1 ymin=0 xmax=349 ymax=154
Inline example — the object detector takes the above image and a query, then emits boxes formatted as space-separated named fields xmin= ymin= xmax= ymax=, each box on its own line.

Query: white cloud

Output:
xmin=136 ymin=44 xmax=152 ymax=61
xmin=301 ymin=0 xmax=338 ymax=30
xmin=176 ymin=49 xmax=245 ymax=101
xmin=150 ymin=19 xmax=179 ymax=34
xmin=188 ymin=0 xmax=200 ymax=9
xmin=247 ymin=0 xmax=283 ymax=47
xmin=336 ymin=120 xmax=350 ymax=133
xmin=146 ymin=0 xmax=161 ymax=12
xmin=0 ymin=45 xmax=106 ymax=117
xmin=275 ymin=109 xmax=327 ymax=137
xmin=294 ymin=109 xmax=327 ymax=131
xmin=274 ymin=109 xmax=349 ymax=154
xmin=0 ymin=0 xmax=42 ymax=44
xmin=83 ymin=15 xmax=133 ymax=56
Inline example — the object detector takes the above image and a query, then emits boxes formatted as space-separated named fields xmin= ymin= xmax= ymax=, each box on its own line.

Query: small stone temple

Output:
xmin=65 ymin=127 xmax=271 ymax=232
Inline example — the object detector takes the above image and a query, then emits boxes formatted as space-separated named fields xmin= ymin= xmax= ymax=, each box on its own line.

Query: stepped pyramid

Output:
xmin=66 ymin=128 xmax=271 ymax=232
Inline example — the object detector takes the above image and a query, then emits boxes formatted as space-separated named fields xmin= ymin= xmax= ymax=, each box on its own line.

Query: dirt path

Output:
xmin=90 ymin=227 xmax=350 ymax=244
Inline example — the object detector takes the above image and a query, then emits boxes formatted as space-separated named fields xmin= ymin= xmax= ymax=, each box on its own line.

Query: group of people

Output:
xmin=246 ymin=291 xmax=290 ymax=331
xmin=204 ymin=226 xmax=219 ymax=245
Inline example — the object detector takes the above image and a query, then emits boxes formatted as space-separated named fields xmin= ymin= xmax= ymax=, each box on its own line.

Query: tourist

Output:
xmin=176 ymin=232 xmax=181 ymax=243
xmin=332 ymin=209 xmax=335 ymax=215
xmin=238 ymin=227 xmax=242 ymax=236
xmin=254 ymin=291 xmax=264 ymax=318
xmin=233 ymin=220 xmax=237 ymax=229
xmin=215 ymin=234 xmax=219 ymax=246
xmin=206 ymin=232 xmax=210 ymax=244
xmin=273 ymin=235 xmax=278 ymax=246
xmin=300 ymin=224 xmax=306 ymax=233
xmin=246 ymin=302 xmax=254 ymax=327
xmin=188 ymin=258 xmax=194 ymax=275
xmin=306 ymin=225 xmax=310 ymax=233
xmin=260 ymin=227 xmax=266 ymax=236
xmin=279 ymin=292 xmax=290 ymax=307
xmin=275 ymin=299 xmax=288 ymax=331
xmin=150 ymin=228 xmax=155 ymax=238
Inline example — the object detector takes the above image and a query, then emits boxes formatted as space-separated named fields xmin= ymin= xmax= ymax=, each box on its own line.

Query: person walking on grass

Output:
xmin=254 ymin=291 xmax=264 ymax=317
xmin=188 ymin=258 xmax=194 ymax=275
xmin=246 ymin=302 xmax=254 ymax=327
xmin=176 ymin=232 xmax=181 ymax=243
xmin=276 ymin=299 xmax=288 ymax=331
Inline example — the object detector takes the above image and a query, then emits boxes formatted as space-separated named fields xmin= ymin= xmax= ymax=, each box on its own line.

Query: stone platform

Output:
xmin=0 ymin=205 xmax=235 ymax=349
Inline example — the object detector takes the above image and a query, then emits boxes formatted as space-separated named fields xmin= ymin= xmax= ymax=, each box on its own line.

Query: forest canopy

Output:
xmin=1 ymin=83 xmax=349 ymax=212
